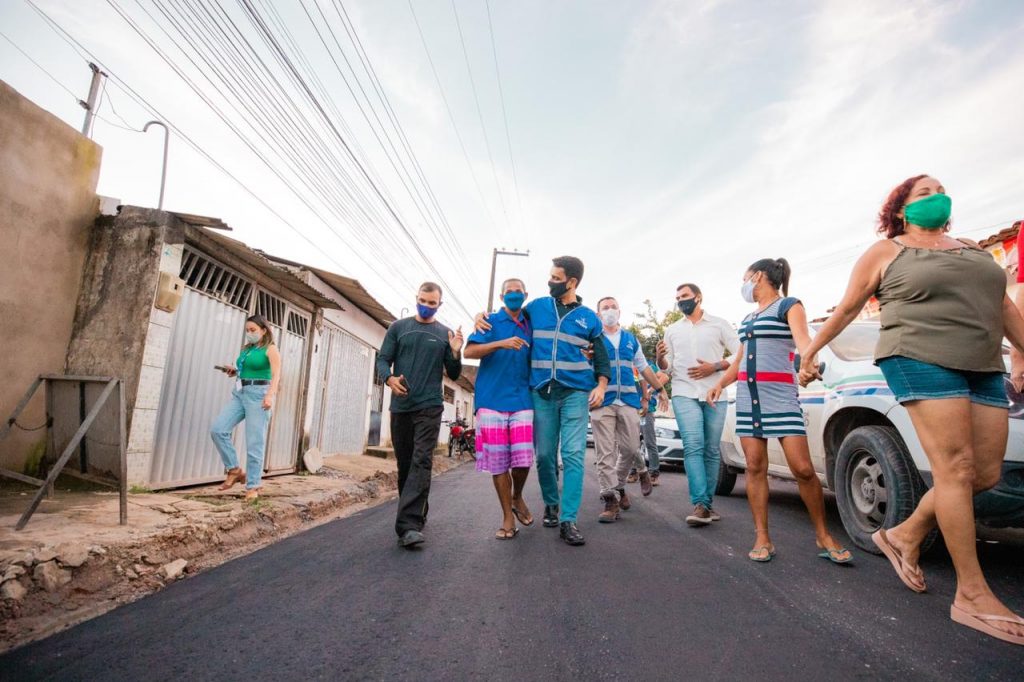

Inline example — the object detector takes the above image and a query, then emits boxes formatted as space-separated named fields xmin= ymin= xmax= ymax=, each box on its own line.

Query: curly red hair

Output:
xmin=877 ymin=174 xmax=927 ymax=238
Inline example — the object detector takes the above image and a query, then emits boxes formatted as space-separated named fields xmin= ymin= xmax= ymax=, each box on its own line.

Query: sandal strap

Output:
xmin=971 ymin=613 xmax=1024 ymax=625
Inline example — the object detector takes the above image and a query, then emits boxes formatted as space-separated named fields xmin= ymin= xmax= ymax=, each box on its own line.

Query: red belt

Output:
xmin=738 ymin=372 xmax=794 ymax=384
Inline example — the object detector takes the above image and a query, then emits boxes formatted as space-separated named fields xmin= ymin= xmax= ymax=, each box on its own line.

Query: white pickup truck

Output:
xmin=718 ymin=320 xmax=1024 ymax=554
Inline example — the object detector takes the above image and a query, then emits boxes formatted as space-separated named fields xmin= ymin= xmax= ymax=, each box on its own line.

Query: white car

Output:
xmin=719 ymin=320 xmax=1024 ymax=554
xmin=652 ymin=416 xmax=685 ymax=466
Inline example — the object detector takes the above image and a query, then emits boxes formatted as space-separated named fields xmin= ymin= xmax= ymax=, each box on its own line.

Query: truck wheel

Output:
xmin=715 ymin=465 xmax=737 ymax=496
xmin=835 ymin=425 xmax=935 ymax=555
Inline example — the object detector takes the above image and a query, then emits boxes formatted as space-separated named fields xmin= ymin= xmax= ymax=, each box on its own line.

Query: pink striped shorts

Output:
xmin=475 ymin=408 xmax=535 ymax=475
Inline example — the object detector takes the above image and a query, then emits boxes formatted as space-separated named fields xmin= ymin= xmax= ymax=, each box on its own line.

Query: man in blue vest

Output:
xmin=593 ymin=297 xmax=670 ymax=523
xmin=475 ymin=256 xmax=610 ymax=546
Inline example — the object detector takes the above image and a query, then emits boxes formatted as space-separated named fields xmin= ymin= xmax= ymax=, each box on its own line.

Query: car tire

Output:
xmin=834 ymin=425 xmax=935 ymax=555
xmin=715 ymin=465 xmax=737 ymax=496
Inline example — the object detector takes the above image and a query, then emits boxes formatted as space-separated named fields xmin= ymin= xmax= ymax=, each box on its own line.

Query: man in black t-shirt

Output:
xmin=376 ymin=281 xmax=463 ymax=547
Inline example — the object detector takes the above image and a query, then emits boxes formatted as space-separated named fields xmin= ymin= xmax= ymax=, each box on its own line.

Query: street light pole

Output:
xmin=143 ymin=121 xmax=169 ymax=210
xmin=487 ymin=248 xmax=530 ymax=312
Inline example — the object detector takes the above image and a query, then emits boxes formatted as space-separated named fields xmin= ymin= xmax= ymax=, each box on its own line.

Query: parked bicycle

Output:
xmin=444 ymin=417 xmax=476 ymax=459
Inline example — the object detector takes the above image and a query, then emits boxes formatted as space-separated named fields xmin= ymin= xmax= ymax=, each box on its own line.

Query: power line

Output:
xmin=331 ymin=0 xmax=483 ymax=294
xmin=406 ymin=0 xmax=500 ymax=242
xmin=296 ymin=0 xmax=480 ymax=296
xmin=0 ymin=28 xmax=81 ymax=101
xmin=450 ymin=0 xmax=511 ymax=239
xmin=484 ymin=0 xmax=524 ymax=234
xmin=236 ymin=0 xmax=477 ymax=319
xmin=25 ymin=0 xmax=420 ymax=310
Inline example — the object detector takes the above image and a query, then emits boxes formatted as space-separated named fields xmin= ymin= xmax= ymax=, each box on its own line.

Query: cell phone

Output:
xmin=399 ymin=376 xmax=409 ymax=389
xmin=214 ymin=365 xmax=234 ymax=373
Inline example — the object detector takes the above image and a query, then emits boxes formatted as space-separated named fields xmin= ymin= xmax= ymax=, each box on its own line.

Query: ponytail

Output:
xmin=747 ymin=258 xmax=792 ymax=296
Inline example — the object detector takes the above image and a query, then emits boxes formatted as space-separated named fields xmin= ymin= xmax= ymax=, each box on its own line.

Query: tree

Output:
xmin=627 ymin=299 xmax=682 ymax=362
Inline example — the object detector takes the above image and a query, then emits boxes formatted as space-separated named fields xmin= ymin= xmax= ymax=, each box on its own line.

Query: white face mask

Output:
xmin=741 ymin=278 xmax=757 ymax=304
xmin=245 ymin=331 xmax=262 ymax=345
xmin=600 ymin=309 xmax=620 ymax=327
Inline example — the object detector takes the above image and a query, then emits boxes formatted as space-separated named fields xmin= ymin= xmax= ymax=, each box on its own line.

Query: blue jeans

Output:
xmin=532 ymin=388 xmax=589 ymax=523
xmin=211 ymin=385 xmax=271 ymax=490
xmin=672 ymin=396 xmax=728 ymax=508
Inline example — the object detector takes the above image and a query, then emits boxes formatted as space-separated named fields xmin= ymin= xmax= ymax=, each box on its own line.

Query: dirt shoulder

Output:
xmin=0 ymin=452 xmax=466 ymax=653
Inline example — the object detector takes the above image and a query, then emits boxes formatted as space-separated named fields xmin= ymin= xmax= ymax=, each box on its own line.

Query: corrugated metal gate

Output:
xmin=264 ymin=306 xmax=310 ymax=471
xmin=309 ymin=323 xmax=373 ymax=455
xmin=149 ymin=248 xmax=310 ymax=488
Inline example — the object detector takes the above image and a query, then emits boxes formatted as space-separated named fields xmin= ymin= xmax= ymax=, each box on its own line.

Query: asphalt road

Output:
xmin=4 ymin=455 xmax=1024 ymax=681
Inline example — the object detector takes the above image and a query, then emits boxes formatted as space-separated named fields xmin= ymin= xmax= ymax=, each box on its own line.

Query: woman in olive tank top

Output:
xmin=801 ymin=175 xmax=1024 ymax=645
xmin=211 ymin=315 xmax=281 ymax=501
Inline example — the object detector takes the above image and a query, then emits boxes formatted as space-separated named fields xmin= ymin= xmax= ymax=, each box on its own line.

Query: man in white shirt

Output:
xmin=593 ymin=297 xmax=669 ymax=523
xmin=657 ymin=283 xmax=740 ymax=527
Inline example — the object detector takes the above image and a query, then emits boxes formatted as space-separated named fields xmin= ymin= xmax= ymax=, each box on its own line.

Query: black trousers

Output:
xmin=391 ymin=405 xmax=443 ymax=536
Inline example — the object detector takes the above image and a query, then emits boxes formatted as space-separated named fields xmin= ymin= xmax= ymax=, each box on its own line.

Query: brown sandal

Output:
xmin=218 ymin=468 xmax=246 ymax=490
xmin=244 ymin=488 xmax=260 ymax=502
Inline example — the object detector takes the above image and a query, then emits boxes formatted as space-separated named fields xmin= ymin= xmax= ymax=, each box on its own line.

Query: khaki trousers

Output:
xmin=591 ymin=403 xmax=645 ymax=496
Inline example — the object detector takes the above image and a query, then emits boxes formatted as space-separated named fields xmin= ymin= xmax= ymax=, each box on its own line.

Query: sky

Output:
xmin=2 ymin=0 xmax=1023 ymax=332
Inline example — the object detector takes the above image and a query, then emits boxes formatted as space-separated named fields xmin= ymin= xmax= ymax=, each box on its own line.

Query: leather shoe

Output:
xmin=559 ymin=521 xmax=585 ymax=546
xmin=543 ymin=504 xmax=560 ymax=528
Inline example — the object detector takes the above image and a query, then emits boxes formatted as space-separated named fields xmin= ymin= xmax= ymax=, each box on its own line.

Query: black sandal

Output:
xmin=495 ymin=527 xmax=519 ymax=540
xmin=511 ymin=504 xmax=534 ymax=527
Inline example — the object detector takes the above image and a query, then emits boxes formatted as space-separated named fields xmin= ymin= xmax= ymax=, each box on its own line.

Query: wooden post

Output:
xmin=118 ymin=380 xmax=127 ymax=526
xmin=15 ymin=379 xmax=119 ymax=530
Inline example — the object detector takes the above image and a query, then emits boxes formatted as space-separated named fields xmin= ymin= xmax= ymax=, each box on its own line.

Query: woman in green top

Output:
xmin=211 ymin=315 xmax=281 ymax=501
xmin=800 ymin=175 xmax=1024 ymax=645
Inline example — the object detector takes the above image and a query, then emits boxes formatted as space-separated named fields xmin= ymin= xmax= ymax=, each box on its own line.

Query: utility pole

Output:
xmin=487 ymin=248 xmax=530 ymax=312
xmin=143 ymin=121 xmax=169 ymax=210
xmin=79 ymin=63 xmax=106 ymax=138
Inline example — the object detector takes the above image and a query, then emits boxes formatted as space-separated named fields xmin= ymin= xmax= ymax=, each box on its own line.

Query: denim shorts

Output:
xmin=878 ymin=355 xmax=1008 ymax=409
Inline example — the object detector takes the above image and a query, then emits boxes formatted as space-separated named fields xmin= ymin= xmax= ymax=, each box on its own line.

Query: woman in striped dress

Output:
xmin=708 ymin=258 xmax=851 ymax=564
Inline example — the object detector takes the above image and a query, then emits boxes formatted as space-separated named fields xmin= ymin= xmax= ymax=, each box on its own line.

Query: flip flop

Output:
xmin=872 ymin=529 xmax=926 ymax=592
xmin=749 ymin=545 xmax=776 ymax=562
xmin=817 ymin=547 xmax=853 ymax=565
xmin=511 ymin=505 xmax=534 ymax=527
xmin=950 ymin=603 xmax=1024 ymax=646
xmin=495 ymin=527 xmax=519 ymax=540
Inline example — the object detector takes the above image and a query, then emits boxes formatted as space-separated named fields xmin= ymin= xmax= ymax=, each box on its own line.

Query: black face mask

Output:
xmin=548 ymin=280 xmax=569 ymax=298
xmin=677 ymin=298 xmax=698 ymax=315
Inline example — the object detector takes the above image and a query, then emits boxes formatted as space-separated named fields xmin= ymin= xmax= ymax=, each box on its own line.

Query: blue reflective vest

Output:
xmin=601 ymin=329 xmax=642 ymax=408
xmin=527 ymin=297 xmax=601 ymax=391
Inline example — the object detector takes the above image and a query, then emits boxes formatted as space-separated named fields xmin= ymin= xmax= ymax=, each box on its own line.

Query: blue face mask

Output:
xmin=503 ymin=291 xmax=526 ymax=311
xmin=416 ymin=303 xmax=438 ymax=319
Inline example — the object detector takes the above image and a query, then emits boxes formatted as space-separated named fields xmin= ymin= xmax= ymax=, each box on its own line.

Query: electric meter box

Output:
xmin=155 ymin=271 xmax=185 ymax=312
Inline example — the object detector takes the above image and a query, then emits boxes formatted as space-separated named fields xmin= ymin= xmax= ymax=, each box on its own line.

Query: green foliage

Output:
xmin=129 ymin=485 xmax=154 ymax=494
xmin=627 ymin=299 xmax=682 ymax=361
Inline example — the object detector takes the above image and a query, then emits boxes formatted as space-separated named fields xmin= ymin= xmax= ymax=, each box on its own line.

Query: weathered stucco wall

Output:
xmin=64 ymin=208 xmax=184 ymax=484
xmin=0 ymin=80 xmax=101 ymax=473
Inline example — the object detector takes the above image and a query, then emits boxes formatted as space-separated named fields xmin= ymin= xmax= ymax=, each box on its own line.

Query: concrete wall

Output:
xmin=64 ymin=208 xmax=184 ymax=483
xmin=0 ymin=80 xmax=102 ymax=473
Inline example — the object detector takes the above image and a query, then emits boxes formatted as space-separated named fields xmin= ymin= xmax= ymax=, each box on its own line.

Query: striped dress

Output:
xmin=735 ymin=297 xmax=807 ymax=438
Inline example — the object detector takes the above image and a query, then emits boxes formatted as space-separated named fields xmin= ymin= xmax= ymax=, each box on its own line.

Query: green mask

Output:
xmin=903 ymin=193 xmax=951 ymax=230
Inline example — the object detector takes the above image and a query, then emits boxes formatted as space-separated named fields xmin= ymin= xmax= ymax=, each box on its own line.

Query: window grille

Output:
xmin=287 ymin=312 xmax=309 ymax=338
xmin=255 ymin=291 xmax=286 ymax=327
xmin=443 ymin=386 xmax=455 ymax=404
xmin=178 ymin=247 xmax=252 ymax=310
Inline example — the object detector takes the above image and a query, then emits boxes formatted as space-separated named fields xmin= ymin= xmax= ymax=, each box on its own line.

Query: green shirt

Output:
xmin=237 ymin=345 xmax=272 ymax=380
xmin=376 ymin=318 xmax=462 ymax=413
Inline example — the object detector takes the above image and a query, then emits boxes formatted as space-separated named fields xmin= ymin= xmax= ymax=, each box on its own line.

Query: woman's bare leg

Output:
xmin=779 ymin=435 xmax=849 ymax=558
xmin=887 ymin=402 xmax=1008 ymax=572
xmin=888 ymin=398 xmax=1022 ymax=638
xmin=741 ymin=437 xmax=772 ymax=553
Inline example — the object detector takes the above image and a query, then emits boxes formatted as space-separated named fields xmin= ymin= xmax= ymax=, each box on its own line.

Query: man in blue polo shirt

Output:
xmin=464 ymin=278 xmax=535 ymax=540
